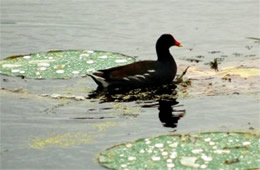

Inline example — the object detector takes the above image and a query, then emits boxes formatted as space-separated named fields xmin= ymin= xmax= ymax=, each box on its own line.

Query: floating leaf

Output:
xmin=98 ymin=132 xmax=259 ymax=169
xmin=0 ymin=50 xmax=135 ymax=79
xmin=187 ymin=66 xmax=260 ymax=78
xmin=218 ymin=67 xmax=260 ymax=78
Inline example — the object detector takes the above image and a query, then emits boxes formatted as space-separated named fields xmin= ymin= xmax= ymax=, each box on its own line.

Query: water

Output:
xmin=1 ymin=0 xmax=259 ymax=59
xmin=0 ymin=0 xmax=259 ymax=169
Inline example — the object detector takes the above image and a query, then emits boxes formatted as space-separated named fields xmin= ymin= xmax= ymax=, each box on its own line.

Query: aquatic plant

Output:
xmin=0 ymin=50 xmax=135 ymax=79
xmin=209 ymin=58 xmax=219 ymax=71
xmin=98 ymin=132 xmax=259 ymax=169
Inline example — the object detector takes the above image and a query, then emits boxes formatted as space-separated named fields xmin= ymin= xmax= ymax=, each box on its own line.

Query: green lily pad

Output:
xmin=98 ymin=132 xmax=260 ymax=169
xmin=0 ymin=50 xmax=135 ymax=79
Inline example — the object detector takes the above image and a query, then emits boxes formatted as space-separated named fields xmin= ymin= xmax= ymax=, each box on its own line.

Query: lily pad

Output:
xmin=98 ymin=132 xmax=260 ymax=169
xmin=0 ymin=50 xmax=135 ymax=79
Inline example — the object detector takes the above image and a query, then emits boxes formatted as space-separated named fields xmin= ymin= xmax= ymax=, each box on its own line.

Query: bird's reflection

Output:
xmin=158 ymin=100 xmax=185 ymax=129
xmin=88 ymin=83 xmax=186 ymax=129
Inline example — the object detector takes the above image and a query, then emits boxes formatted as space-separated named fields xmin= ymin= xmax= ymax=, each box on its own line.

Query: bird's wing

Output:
xmin=94 ymin=61 xmax=157 ymax=81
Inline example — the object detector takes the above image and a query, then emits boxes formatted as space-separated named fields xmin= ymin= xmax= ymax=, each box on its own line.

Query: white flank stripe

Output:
xmin=147 ymin=69 xmax=155 ymax=73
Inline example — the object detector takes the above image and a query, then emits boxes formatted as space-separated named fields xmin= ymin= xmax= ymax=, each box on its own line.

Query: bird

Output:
xmin=89 ymin=34 xmax=182 ymax=90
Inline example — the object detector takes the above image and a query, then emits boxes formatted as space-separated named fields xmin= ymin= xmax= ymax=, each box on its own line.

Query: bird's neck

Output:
xmin=156 ymin=46 xmax=174 ymax=63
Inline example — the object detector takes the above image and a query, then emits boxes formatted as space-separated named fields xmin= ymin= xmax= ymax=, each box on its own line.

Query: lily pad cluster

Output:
xmin=0 ymin=50 xmax=135 ymax=79
xmin=98 ymin=132 xmax=259 ymax=169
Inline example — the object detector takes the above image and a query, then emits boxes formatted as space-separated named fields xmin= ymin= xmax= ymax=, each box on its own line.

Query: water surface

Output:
xmin=0 ymin=0 xmax=259 ymax=169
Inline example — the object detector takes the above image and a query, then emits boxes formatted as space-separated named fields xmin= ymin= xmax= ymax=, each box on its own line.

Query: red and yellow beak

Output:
xmin=177 ymin=43 xmax=183 ymax=47
xmin=175 ymin=40 xmax=183 ymax=47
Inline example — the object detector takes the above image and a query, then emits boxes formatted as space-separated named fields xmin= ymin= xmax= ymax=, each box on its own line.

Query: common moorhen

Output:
xmin=89 ymin=34 xmax=182 ymax=89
